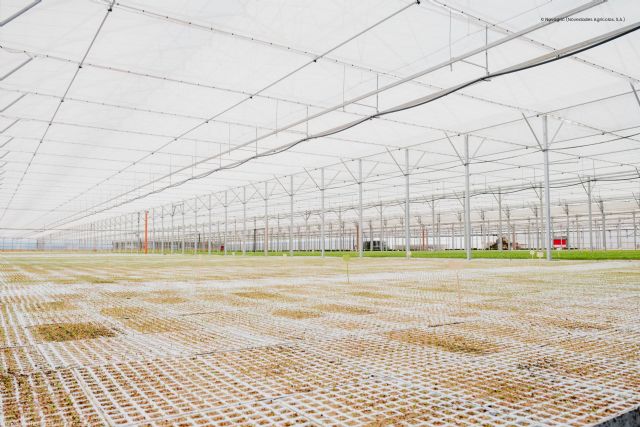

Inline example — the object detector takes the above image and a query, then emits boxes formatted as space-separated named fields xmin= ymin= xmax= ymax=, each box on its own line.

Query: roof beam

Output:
xmin=0 ymin=0 xmax=41 ymax=27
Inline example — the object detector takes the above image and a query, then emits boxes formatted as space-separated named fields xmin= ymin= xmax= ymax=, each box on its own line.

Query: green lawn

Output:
xmin=151 ymin=249 xmax=640 ymax=260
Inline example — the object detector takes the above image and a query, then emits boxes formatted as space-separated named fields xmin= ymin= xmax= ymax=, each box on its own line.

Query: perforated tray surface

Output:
xmin=1 ymin=254 xmax=638 ymax=426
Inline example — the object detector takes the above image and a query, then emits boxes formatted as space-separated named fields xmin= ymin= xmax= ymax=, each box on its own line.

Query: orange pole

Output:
xmin=144 ymin=211 xmax=148 ymax=254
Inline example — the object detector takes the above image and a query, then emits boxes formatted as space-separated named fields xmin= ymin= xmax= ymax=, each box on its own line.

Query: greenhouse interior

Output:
xmin=0 ymin=0 xmax=639 ymax=426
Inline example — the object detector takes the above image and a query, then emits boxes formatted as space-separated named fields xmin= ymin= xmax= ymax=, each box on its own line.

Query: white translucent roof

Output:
xmin=0 ymin=0 xmax=639 ymax=238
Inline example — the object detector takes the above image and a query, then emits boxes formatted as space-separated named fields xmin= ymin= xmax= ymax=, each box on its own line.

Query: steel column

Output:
xmin=599 ymin=200 xmax=606 ymax=250
xmin=264 ymin=182 xmax=269 ymax=256
xmin=144 ymin=211 xmax=148 ymax=254
xmin=194 ymin=197 xmax=198 ymax=254
xmin=431 ymin=199 xmax=435 ymax=250
xmin=464 ymin=135 xmax=471 ymax=260
xmin=587 ymin=179 xmax=593 ymax=250
xmin=542 ymin=116 xmax=552 ymax=261
xmin=161 ymin=207 xmax=165 ymax=254
xmin=224 ymin=191 xmax=228 ymax=255
xmin=208 ymin=195 xmax=212 ymax=254
xmin=170 ymin=207 xmax=174 ymax=254
xmin=634 ymin=211 xmax=637 ymax=249
xmin=358 ymin=159 xmax=363 ymax=257
xmin=181 ymin=205 xmax=185 ymax=254
xmin=497 ymin=188 xmax=502 ymax=251
xmin=379 ymin=204 xmax=384 ymax=252
xmin=404 ymin=149 xmax=411 ymax=257
xmin=289 ymin=176 xmax=294 ymax=256
xmin=321 ymin=168 xmax=325 ymax=257
xmin=151 ymin=208 xmax=155 ymax=252
xmin=242 ymin=187 xmax=247 ymax=255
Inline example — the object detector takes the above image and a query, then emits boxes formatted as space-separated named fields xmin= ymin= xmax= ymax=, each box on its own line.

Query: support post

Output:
xmin=431 ymin=199 xmax=435 ymax=251
xmin=379 ymin=204 xmax=384 ymax=252
xmin=437 ymin=213 xmax=441 ymax=250
xmin=289 ymin=176 xmax=294 ymax=256
xmin=404 ymin=149 xmax=411 ymax=257
xmin=264 ymin=182 xmax=269 ymax=256
xmin=565 ymin=204 xmax=570 ymax=250
xmin=242 ymin=187 xmax=247 ymax=255
xmin=599 ymin=200 xmax=606 ymax=250
xmin=498 ymin=188 xmax=503 ymax=251
xmin=181 ymin=205 xmax=185 ymax=254
xmin=160 ymin=207 xmax=165 ymax=254
xmin=321 ymin=168 xmax=325 ymax=257
xmin=587 ymin=179 xmax=593 ymax=250
xmin=151 ymin=209 xmax=155 ymax=252
xmin=208 ymin=195 xmax=212 ymax=254
xmin=633 ymin=211 xmax=637 ymax=250
xmin=144 ymin=210 xmax=148 ymax=254
xmin=338 ymin=208 xmax=342 ymax=251
xmin=224 ymin=191 xmax=228 ymax=255
xmin=542 ymin=115 xmax=552 ymax=261
xmin=170 ymin=207 xmax=175 ymax=254
xmin=194 ymin=196 xmax=198 ymax=254
xmin=358 ymin=159 xmax=363 ymax=258
xmin=538 ymin=188 xmax=543 ymax=250
xmin=464 ymin=135 xmax=471 ymax=260
xmin=135 ymin=212 xmax=139 ymax=253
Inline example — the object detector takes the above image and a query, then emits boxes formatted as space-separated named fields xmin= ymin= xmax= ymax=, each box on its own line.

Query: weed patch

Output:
xmin=32 ymin=323 xmax=116 ymax=342
xmin=386 ymin=329 xmax=494 ymax=354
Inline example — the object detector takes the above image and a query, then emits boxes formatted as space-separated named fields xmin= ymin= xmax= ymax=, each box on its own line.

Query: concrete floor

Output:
xmin=0 ymin=253 xmax=638 ymax=426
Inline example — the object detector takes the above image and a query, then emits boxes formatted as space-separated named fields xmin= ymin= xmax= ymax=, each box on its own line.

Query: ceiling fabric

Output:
xmin=0 ymin=0 xmax=638 ymax=240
